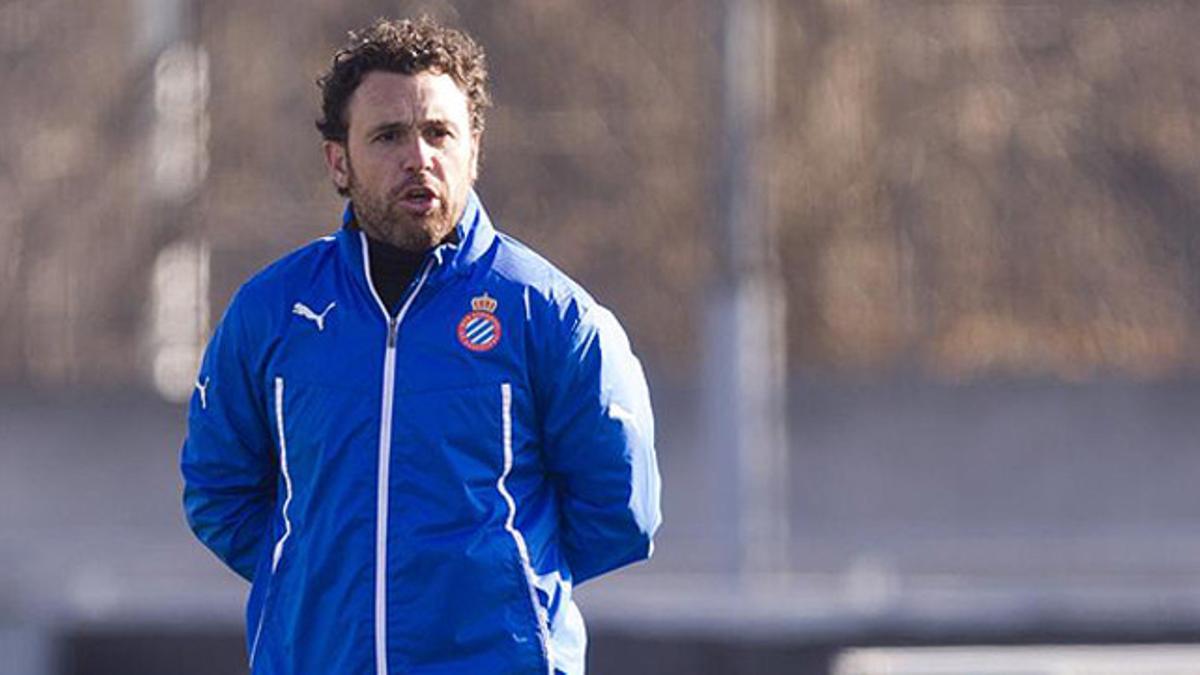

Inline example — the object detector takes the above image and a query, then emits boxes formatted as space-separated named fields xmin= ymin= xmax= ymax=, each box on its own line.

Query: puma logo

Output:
xmin=196 ymin=376 xmax=210 ymax=410
xmin=292 ymin=301 xmax=336 ymax=332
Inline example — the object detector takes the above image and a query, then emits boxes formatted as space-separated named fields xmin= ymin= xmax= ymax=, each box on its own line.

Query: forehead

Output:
xmin=347 ymin=70 xmax=470 ymax=130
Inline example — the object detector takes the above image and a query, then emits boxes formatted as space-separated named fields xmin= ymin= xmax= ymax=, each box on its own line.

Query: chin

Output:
xmin=403 ymin=222 xmax=452 ymax=250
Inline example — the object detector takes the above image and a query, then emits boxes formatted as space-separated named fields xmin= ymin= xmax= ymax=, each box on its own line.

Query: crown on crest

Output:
xmin=471 ymin=293 xmax=498 ymax=313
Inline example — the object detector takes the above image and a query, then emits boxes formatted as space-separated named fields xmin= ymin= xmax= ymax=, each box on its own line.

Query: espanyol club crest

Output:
xmin=457 ymin=292 xmax=502 ymax=352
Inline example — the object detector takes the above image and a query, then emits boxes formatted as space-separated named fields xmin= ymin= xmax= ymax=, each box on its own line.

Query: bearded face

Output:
xmin=345 ymin=151 xmax=458 ymax=251
xmin=324 ymin=70 xmax=479 ymax=251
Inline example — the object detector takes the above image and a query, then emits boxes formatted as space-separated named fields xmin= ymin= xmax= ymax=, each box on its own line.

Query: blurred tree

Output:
xmin=2 ymin=0 xmax=1199 ymax=390
xmin=775 ymin=1 xmax=1200 ymax=379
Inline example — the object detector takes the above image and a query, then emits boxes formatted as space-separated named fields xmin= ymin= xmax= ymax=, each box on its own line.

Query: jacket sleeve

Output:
xmin=535 ymin=296 xmax=662 ymax=585
xmin=180 ymin=288 xmax=277 ymax=582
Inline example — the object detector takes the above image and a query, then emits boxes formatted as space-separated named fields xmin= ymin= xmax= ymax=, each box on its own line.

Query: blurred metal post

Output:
xmin=705 ymin=0 xmax=788 ymax=578
xmin=136 ymin=0 xmax=187 ymax=60
xmin=138 ymin=0 xmax=212 ymax=402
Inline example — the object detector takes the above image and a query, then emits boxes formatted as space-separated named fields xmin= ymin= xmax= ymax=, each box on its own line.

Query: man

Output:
xmin=181 ymin=17 xmax=661 ymax=675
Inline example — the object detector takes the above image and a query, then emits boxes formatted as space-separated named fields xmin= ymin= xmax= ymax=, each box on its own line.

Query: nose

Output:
xmin=403 ymin=135 xmax=435 ymax=174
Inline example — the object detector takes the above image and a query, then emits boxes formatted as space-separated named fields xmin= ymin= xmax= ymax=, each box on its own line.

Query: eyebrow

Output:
xmin=366 ymin=121 xmax=413 ymax=136
xmin=366 ymin=118 xmax=454 ymax=136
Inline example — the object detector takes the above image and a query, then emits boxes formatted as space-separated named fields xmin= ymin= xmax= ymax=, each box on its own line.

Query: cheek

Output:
xmin=351 ymin=150 xmax=395 ymax=183
xmin=450 ymin=145 xmax=478 ymax=183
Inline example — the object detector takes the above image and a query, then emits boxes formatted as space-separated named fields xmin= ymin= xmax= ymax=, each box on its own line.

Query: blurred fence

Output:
xmin=4 ymin=0 xmax=1200 ymax=393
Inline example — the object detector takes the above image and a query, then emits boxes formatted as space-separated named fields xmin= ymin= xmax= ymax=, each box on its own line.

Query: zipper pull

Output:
xmin=387 ymin=316 xmax=398 ymax=348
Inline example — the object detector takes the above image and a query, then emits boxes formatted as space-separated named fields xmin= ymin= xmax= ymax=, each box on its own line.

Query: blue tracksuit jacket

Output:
xmin=181 ymin=191 xmax=662 ymax=674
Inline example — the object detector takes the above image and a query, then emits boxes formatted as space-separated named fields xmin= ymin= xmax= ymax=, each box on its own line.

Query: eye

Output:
xmin=374 ymin=130 xmax=398 ymax=143
xmin=424 ymin=125 xmax=453 ymax=143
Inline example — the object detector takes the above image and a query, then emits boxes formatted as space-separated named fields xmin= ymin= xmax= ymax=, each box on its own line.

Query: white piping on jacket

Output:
xmin=360 ymin=231 xmax=433 ymax=675
xmin=272 ymin=376 xmax=294 ymax=572
xmin=248 ymin=376 xmax=293 ymax=669
xmin=497 ymin=382 xmax=554 ymax=673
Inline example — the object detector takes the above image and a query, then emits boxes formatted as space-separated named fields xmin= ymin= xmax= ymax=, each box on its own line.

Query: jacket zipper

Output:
xmin=360 ymin=231 xmax=434 ymax=675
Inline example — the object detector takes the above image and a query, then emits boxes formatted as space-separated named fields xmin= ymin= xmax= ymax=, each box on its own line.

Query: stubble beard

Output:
xmin=347 ymin=165 xmax=456 ymax=253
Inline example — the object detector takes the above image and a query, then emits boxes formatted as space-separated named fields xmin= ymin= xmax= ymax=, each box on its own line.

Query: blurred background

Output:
xmin=3 ymin=0 xmax=1200 ymax=673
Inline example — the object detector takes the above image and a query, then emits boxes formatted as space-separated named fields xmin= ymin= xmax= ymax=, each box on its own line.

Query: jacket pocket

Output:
xmin=496 ymin=382 xmax=553 ymax=660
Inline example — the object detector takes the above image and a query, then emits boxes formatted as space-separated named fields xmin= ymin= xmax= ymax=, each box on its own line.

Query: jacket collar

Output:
xmin=446 ymin=189 xmax=497 ymax=275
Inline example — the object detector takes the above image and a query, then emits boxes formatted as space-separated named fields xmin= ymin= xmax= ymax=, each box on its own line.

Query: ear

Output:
xmin=323 ymin=140 xmax=350 ymax=192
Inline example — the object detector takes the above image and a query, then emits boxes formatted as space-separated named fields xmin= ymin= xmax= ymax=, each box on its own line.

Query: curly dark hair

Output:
xmin=316 ymin=16 xmax=491 ymax=143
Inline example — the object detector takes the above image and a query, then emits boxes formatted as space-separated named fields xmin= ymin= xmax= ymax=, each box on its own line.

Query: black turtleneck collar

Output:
xmin=365 ymin=235 xmax=426 ymax=314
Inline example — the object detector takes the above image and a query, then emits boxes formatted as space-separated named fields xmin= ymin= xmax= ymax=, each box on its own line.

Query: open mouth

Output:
xmin=397 ymin=185 xmax=439 ymax=213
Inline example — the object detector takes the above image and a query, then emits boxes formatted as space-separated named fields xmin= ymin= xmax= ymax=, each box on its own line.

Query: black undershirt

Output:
xmin=366 ymin=236 xmax=425 ymax=314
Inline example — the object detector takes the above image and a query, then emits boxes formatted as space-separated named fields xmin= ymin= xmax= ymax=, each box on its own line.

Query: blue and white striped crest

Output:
xmin=457 ymin=310 xmax=502 ymax=352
